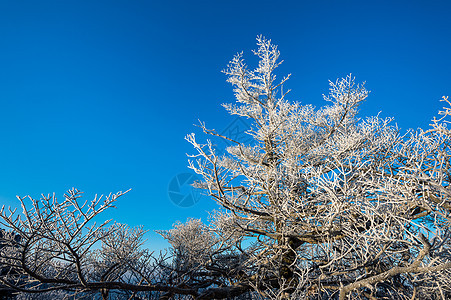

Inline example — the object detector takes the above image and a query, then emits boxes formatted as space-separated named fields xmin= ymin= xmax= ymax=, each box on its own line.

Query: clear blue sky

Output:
xmin=0 ymin=0 xmax=450 ymax=250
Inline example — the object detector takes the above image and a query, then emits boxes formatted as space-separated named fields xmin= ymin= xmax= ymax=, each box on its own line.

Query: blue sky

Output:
xmin=0 ymin=0 xmax=450 ymax=250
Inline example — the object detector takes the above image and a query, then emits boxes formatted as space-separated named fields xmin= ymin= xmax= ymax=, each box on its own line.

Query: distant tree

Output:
xmin=0 ymin=37 xmax=450 ymax=299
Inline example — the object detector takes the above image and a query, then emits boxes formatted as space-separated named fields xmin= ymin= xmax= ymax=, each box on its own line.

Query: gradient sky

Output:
xmin=0 ymin=0 xmax=450 ymax=251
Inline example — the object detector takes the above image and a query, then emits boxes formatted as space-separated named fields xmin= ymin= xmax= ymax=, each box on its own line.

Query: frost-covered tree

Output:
xmin=0 ymin=189 xmax=163 ymax=300
xmin=0 ymin=37 xmax=451 ymax=299
xmin=183 ymin=37 xmax=451 ymax=299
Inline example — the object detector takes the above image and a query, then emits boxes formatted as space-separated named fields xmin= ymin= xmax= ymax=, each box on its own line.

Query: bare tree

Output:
xmin=0 ymin=37 xmax=450 ymax=299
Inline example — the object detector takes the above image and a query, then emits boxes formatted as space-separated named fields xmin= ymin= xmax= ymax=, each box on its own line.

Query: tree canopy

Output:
xmin=1 ymin=37 xmax=451 ymax=299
